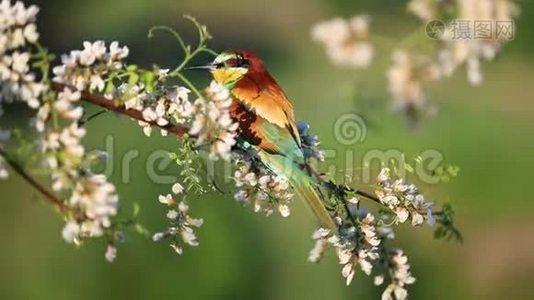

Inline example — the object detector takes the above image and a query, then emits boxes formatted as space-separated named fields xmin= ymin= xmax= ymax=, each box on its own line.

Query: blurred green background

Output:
xmin=1 ymin=0 xmax=534 ymax=299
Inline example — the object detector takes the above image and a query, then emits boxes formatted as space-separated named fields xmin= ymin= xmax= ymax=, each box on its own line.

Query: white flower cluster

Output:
xmin=0 ymin=0 xmax=44 ymax=110
xmin=153 ymin=184 xmax=203 ymax=255
xmin=308 ymin=213 xmax=382 ymax=285
xmin=387 ymin=50 xmax=440 ymax=116
xmin=53 ymin=40 xmax=129 ymax=91
xmin=379 ymin=250 xmax=416 ymax=300
xmin=189 ymin=81 xmax=238 ymax=160
xmin=233 ymin=159 xmax=294 ymax=217
xmin=39 ymin=88 xmax=86 ymax=189
xmin=375 ymin=168 xmax=435 ymax=226
xmin=138 ymin=85 xmax=193 ymax=137
xmin=408 ymin=0 xmax=519 ymax=86
xmin=51 ymin=40 xmax=189 ymax=140
xmin=62 ymin=174 xmax=119 ymax=244
xmin=41 ymin=66 xmax=121 ymax=244
xmin=311 ymin=15 xmax=374 ymax=69
xmin=440 ymin=0 xmax=519 ymax=85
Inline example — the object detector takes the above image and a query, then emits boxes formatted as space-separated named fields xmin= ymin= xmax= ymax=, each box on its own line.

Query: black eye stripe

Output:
xmin=238 ymin=58 xmax=249 ymax=68
xmin=215 ymin=55 xmax=249 ymax=69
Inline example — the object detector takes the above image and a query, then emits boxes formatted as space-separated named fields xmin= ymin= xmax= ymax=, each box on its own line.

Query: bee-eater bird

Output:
xmin=191 ymin=50 xmax=336 ymax=229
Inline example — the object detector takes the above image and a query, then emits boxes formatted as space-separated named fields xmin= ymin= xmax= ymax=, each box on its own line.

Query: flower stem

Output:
xmin=0 ymin=147 xmax=67 ymax=212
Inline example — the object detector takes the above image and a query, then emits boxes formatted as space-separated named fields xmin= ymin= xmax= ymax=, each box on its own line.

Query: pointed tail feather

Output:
xmin=257 ymin=151 xmax=336 ymax=230
xmin=292 ymin=180 xmax=336 ymax=230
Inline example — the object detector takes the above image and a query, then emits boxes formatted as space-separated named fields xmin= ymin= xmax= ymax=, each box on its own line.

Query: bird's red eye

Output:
xmin=226 ymin=58 xmax=238 ymax=67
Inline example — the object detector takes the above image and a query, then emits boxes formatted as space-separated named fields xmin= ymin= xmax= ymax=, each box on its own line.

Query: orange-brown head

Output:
xmin=191 ymin=50 xmax=271 ymax=88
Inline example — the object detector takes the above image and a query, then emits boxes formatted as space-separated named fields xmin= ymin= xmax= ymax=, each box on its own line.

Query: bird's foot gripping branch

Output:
xmin=0 ymin=1 xmax=460 ymax=299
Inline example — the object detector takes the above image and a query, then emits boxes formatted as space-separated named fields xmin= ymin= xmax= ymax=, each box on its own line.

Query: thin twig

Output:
xmin=79 ymin=109 xmax=107 ymax=126
xmin=354 ymin=189 xmax=381 ymax=204
xmin=0 ymin=147 xmax=67 ymax=212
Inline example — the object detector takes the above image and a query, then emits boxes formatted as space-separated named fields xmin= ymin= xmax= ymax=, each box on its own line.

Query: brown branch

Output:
xmin=0 ymin=147 xmax=68 ymax=213
xmin=51 ymin=83 xmax=190 ymax=137
xmin=355 ymin=189 xmax=381 ymax=204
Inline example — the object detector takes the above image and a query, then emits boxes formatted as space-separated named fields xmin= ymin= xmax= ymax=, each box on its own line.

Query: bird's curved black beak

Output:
xmin=185 ymin=64 xmax=215 ymax=71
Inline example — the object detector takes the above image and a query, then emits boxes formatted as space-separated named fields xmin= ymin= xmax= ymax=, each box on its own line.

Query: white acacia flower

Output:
xmin=360 ymin=213 xmax=381 ymax=246
xmin=311 ymin=15 xmax=374 ymax=69
xmin=89 ymin=74 xmax=105 ymax=92
xmin=54 ymin=87 xmax=82 ymax=120
xmin=166 ymin=209 xmax=178 ymax=219
xmin=105 ymin=244 xmax=117 ymax=262
xmin=189 ymin=81 xmax=237 ymax=160
xmin=0 ymin=3 xmax=44 ymax=111
xmin=141 ymin=107 xmax=157 ymax=122
xmin=153 ymin=195 xmax=203 ymax=255
xmin=374 ymin=275 xmax=385 ymax=286
xmin=347 ymin=197 xmax=359 ymax=205
xmin=350 ymin=15 xmax=370 ymax=38
xmin=58 ymin=125 xmax=86 ymax=161
xmin=52 ymin=40 xmax=129 ymax=90
xmin=35 ymin=103 xmax=50 ymax=132
xmin=172 ymin=182 xmax=184 ymax=194
xmin=327 ymin=42 xmax=374 ymax=68
xmin=137 ymin=120 xmax=152 ymax=137
xmin=337 ymin=247 xmax=375 ymax=285
xmin=157 ymin=68 xmax=169 ymax=79
xmin=233 ymin=159 xmax=294 ymax=218
xmin=396 ymin=208 xmax=409 ymax=223
xmin=420 ymin=0 xmax=520 ymax=86
xmin=62 ymin=221 xmax=81 ymax=244
xmin=22 ymin=23 xmax=38 ymax=42
xmin=386 ymin=49 xmax=441 ymax=119
xmin=109 ymin=41 xmax=129 ymax=61
xmin=376 ymin=167 xmax=435 ymax=226
xmin=411 ymin=212 xmax=424 ymax=226
xmin=128 ymin=85 xmax=193 ymax=137
xmin=0 ymin=155 xmax=8 ymax=179
xmin=166 ymin=86 xmax=193 ymax=121
xmin=308 ymin=228 xmax=331 ymax=263
xmin=68 ymin=174 xmax=119 ymax=237
xmin=170 ymin=243 xmax=183 ymax=255
xmin=278 ymin=204 xmax=290 ymax=217
xmin=381 ymin=250 xmax=416 ymax=300
xmin=311 ymin=18 xmax=351 ymax=46
xmin=11 ymin=51 xmax=29 ymax=73
xmin=309 ymin=214 xmax=382 ymax=284
xmin=158 ymin=193 xmax=174 ymax=205
xmin=81 ymin=41 xmax=106 ymax=65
